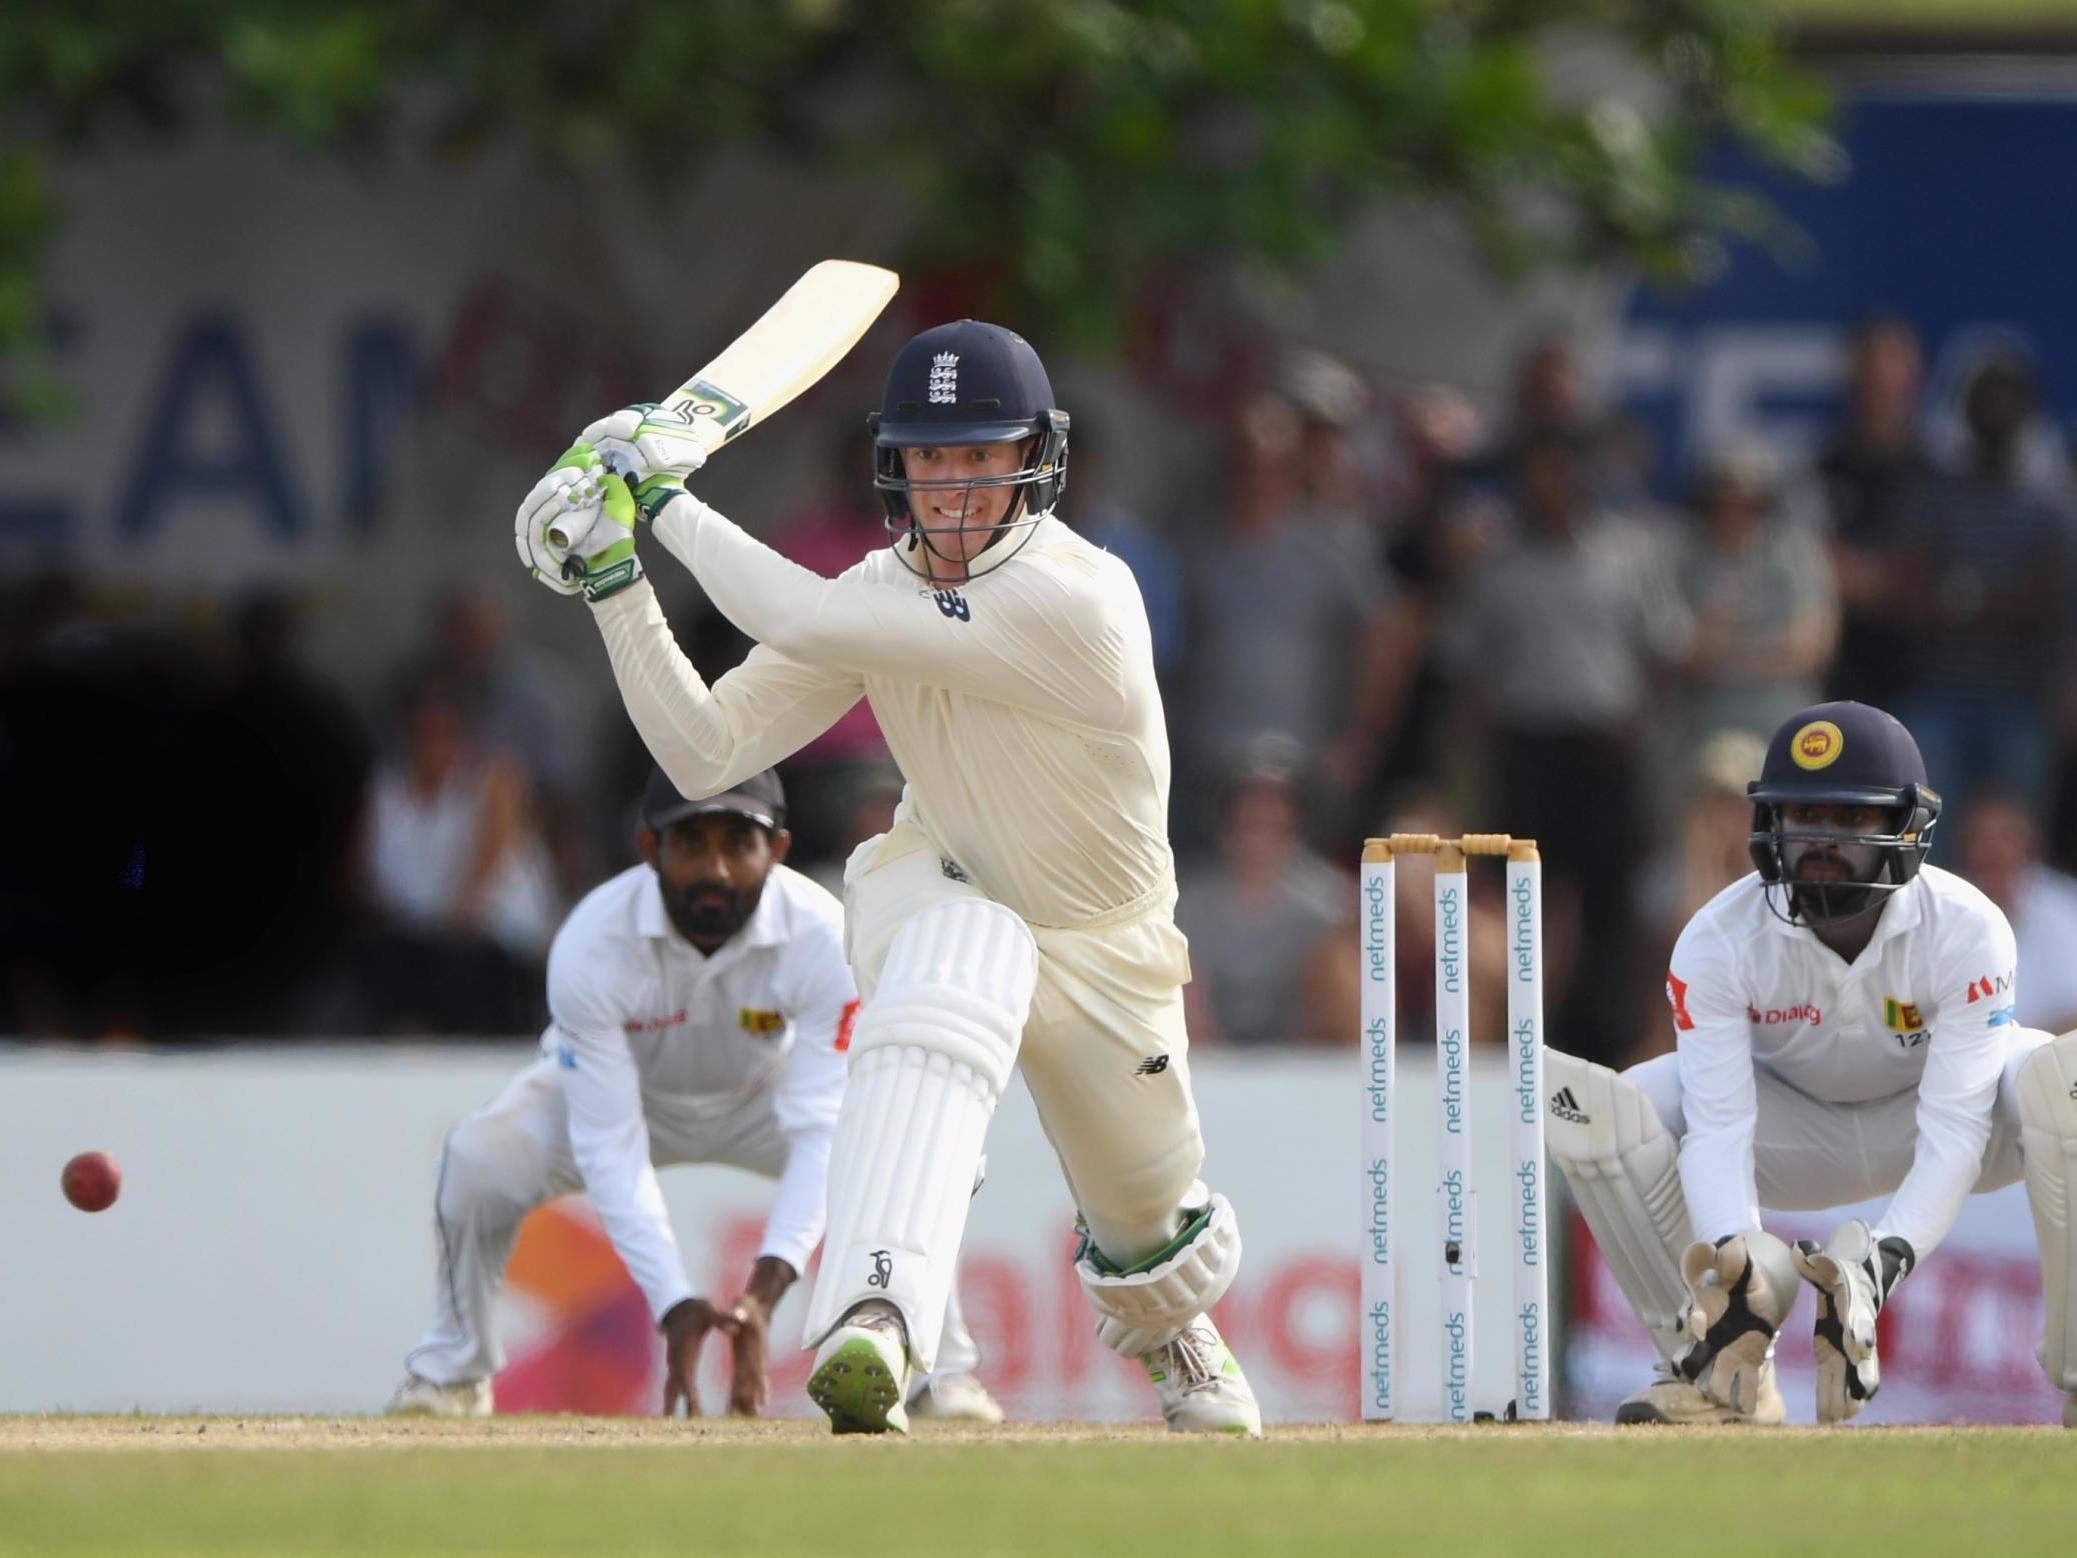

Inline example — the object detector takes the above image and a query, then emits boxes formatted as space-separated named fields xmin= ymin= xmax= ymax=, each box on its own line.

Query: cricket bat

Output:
xmin=546 ymin=257 xmax=900 ymax=551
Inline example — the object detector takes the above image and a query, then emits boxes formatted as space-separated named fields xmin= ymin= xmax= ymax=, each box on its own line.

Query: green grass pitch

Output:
xmin=3 ymin=1418 xmax=2073 ymax=1556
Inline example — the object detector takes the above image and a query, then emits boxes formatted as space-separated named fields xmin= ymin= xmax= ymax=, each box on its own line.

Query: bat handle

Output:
xmin=547 ymin=510 xmax=600 ymax=555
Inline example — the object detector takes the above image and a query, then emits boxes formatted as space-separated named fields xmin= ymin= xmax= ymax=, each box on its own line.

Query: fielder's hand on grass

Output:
xmin=724 ymin=1256 xmax=799 ymax=1417
xmin=660 ymin=1298 xmax=742 ymax=1418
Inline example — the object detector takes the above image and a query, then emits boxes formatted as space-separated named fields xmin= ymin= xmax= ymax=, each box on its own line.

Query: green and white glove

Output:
xmin=580 ymin=403 xmax=712 ymax=483
xmin=513 ymin=442 xmax=644 ymax=602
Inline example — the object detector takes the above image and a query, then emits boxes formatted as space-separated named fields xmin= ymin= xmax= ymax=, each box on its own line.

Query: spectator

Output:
xmin=1897 ymin=352 xmax=2073 ymax=826
xmin=1817 ymin=316 xmax=1938 ymax=710
xmin=1444 ymin=428 xmax=1691 ymax=1066
xmin=1632 ymin=730 xmax=1768 ymax=1062
xmin=1308 ymin=787 xmax=1507 ymax=1054
xmin=1176 ymin=741 xmax=1355 ymax=1047
xmin=358 ymin=671 xmax=560 ymax=1034
xmin=1177 ymin=391 xmax=1400 ymax=843
xmin=415 ymin=590 xmax=593 ymax=891
xmin=1063 ymin=426 xmax=1185 ymax=680
xmin=1672 ymin=438 xmax=1839 ymax=754
xmin=802 ymin=761 xmax=906 ymax=900
xmin=1954 ymin=790 xmax=2077 ymax=1035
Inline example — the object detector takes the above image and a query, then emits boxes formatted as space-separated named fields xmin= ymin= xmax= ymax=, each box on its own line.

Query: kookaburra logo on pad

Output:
xmin=927 ymin=351 xmax=959 ymax=404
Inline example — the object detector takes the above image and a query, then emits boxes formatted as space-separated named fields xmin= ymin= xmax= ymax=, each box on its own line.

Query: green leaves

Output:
xmin=0 ymin=0 xmax=1833 ymax=415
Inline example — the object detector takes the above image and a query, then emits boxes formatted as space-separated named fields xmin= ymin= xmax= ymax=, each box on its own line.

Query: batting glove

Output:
xmin=580 ymin=403 xmax=712 ymax=482
xmin=513 ymin=443 xmax=644 ymax=602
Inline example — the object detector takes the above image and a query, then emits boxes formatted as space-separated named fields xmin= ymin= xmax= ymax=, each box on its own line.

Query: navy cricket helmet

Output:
xmin=1747 ymin=701 xmax=1942 ymax=926
xmin=869 ymin=320 xmax=1069 ymax=576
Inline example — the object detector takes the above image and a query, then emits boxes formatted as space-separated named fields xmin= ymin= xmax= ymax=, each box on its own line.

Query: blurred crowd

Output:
xmin=10 ymin=318 xmax=2077 ymax=1061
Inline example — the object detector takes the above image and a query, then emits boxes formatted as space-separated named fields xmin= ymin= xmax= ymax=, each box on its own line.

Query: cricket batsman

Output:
xmin=388 ymin=765 xmax=999 ymax=1422
xmin=512 ymin=320 xmax=1261 ymax=1436
xmin=1546 ymin=700 xmax=2077 ymax=1426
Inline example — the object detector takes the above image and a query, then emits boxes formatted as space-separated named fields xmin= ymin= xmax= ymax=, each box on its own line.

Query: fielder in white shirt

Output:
xmin=387 ymin=766 xmax=998 ymax=1421
xmin=512 ymin=320 xmax=1261 ymax=1436
xmin=1548 ymin=701 xmax=2077 ymax=1427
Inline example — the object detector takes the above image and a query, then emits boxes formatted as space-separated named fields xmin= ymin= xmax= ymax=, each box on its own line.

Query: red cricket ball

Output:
xmin=61 ymin=1151 xmax=122 ymax=1213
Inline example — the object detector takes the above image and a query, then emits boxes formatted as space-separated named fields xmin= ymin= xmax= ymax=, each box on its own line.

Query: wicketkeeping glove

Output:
xmin=1793 ymin=1220 xmax=1913 ymax=1423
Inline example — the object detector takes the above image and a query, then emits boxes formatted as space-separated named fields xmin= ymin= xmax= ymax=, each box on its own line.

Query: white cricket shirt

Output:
xmin=1665 ymin=865 xmax=2018 ymax=1255
xmin=543 ymin=861 xmax=854 ymax=1320
xmin=591 ymin=500 xmax=1175 ymax=930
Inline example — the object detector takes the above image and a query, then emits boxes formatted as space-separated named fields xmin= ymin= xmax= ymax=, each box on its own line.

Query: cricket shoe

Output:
xmin=907 ymin=1371 xmax=1005 ymax=1424
xmin=1141 ymin=1318 xmax=1261 ymax=1436
xmin=808 ymin=1301 xmax=911 ymax=1435
xmin=384 ymin=1374 xmax=492 ymax=1418
xmin=1615 ymin=1365 xmax=1783 ymax=1426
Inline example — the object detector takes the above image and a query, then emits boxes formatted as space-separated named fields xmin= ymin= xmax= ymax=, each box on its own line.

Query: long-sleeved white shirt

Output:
xmin=542 ymin=862 xmax=853 ymax=1321
xmin=1664 ymin=865 xmax=2018 ymax=1256
xmin=591 ymin=498 xmax=1176 ymax=930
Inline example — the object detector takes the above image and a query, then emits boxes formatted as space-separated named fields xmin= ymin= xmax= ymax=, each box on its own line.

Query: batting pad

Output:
xmin=1546 ymin=1049 xmax=1695 ymax=1364
xmin=1076 ymin=1189 xmax=1243 ymax=1358
xmin=803 ymin=899 xmax=1036 ymax=1371
xmin=2018 ymin=1030 xmax=2077 ymax=1393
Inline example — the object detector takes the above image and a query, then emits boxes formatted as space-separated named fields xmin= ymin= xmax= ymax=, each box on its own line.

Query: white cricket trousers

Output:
xmin=1625 ymin=1025 xmax=2054 ymax=1221
xmin=843 ymin=823 xmax=1207 ymax=1250
xmin=406 ymin=1058 xmax=982 ymax=1386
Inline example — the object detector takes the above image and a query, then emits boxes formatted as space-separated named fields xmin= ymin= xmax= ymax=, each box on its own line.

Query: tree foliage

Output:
xmin=0 ymin=1 xmax=1831 ymax=407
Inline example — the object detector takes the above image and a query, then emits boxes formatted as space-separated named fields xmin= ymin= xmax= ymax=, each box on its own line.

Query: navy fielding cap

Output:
xmin=1749 ymin=701 xmax=1930 ymax=807
xmin=641 ymin=766 xmax=787 ymax=832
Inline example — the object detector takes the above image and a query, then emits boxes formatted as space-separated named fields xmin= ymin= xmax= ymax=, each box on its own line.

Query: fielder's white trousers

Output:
xmin=406 ymin=1058 xmax=982 ymax=1386
xmin=1625 ymin=1026 xmax=2053 ymax=1216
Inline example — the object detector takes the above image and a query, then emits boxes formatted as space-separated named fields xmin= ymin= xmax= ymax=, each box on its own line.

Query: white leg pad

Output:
xmin=1076 ymin=1189 xmax=1243 ymax=1357
xmin=2018 ymin=1030 xmax=2077 ymax=1393
xmin=803 ymin=899 xmax=1036 ymax=1372
xmin=1546 ymin=1049 xmax=1694 ymax=1364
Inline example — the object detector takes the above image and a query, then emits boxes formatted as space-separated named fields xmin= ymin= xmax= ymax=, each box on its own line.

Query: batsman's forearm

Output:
xmin=591 ymin=580 xmax=776 ymax=795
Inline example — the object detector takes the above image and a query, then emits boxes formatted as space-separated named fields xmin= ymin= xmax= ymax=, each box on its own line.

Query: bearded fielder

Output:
xmin=388 ymin=766 xmax=999 ymax=1422
xmin=1546 ymin=700 xmax=2076 ymax=1426
xmin=513 ymin=320 xmax=1260 ymax=1436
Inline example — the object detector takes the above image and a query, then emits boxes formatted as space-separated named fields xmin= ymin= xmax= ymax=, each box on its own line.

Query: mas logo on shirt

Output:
xmin=1665 ymin=971 xmax=1696 ymax=1032
xmin=1964 ymin=970 xmax=2015 ymax=1004
xmin=1883 ymin=997 xmax=1928 ymax=1049
xmin=738 ymin=1008 xmax=786 ymax=1038
xmin=931 ymin=588 xmax=972 ymax=622
xmin=1790 ymin=719 xmax=1845 ymax=771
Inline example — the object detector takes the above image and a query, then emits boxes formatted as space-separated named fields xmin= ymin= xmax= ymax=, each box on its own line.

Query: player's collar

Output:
xmin=1767 ymin=871 xmax=1924 ymax=955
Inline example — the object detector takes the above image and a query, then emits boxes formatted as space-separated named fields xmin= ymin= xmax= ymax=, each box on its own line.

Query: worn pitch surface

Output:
xmin=2 ymin=1417 xmax=2070 ymax=1555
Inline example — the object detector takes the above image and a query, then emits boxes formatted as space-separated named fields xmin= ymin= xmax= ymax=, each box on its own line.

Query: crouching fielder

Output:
xmin=388 ymin=766 xmax=996 ymax=1422
xmin=513 ymin=320 xmax=1260 ymax=1436
xmin=1548 ymin=700 xmax=2075 ymax=1427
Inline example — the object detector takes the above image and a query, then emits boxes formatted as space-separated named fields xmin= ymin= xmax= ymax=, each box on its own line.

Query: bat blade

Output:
xmin=546 ymin=258 xmax=900 ymax=552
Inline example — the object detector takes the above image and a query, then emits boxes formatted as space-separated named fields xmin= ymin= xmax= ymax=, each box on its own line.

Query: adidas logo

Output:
xmin=1548 ymin=1086 xmax=1589 ymax=1124
xmin=1135 ymin=1054 xmax=1171 ymax=1077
